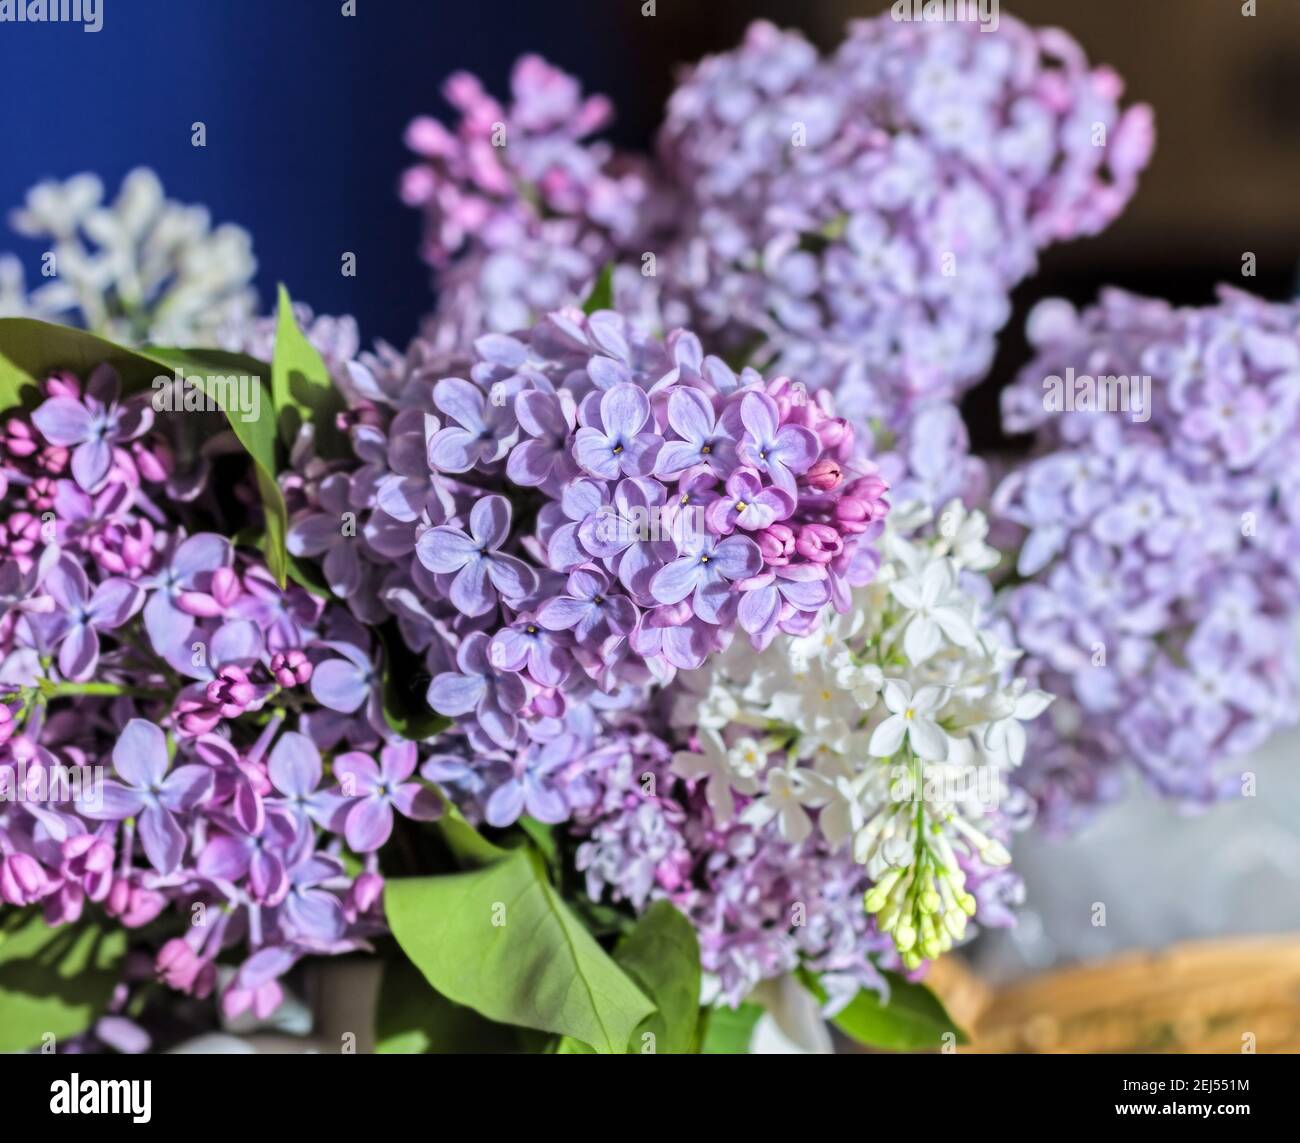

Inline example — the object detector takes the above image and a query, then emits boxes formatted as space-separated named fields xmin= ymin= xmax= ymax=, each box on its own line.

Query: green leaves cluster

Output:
xmin=382 ymin=823 xmax=702 ymax=1054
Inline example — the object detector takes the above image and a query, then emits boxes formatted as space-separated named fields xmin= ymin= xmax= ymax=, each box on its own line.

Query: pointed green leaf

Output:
xmin=271 ymin=285 xmax=346 ymax=457
xmin=800 ymin=968 xmax=967 ymax=1051
xmin=385 ymin=848 xmax=655 ymax=1053
xmin=614 ymin=901 xmax=700 ymax=1054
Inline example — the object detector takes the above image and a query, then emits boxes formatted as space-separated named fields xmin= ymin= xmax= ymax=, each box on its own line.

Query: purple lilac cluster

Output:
xmin=287 ymin=309 xmax=888 ymax=829
xmin=402 ymin=55 xmax=667 ymax=354
xmin=656 ymin=16 xmax=1154 ymax=506
xmin=0 ymin=366 xmax=442 ymax=1019
xmin=995 ymin=288 xmax=1300 ymax=828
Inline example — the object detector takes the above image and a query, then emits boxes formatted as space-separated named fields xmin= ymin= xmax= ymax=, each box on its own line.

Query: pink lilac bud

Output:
xmin=89 ymin=518 xmax=156 ymax=576
xmin=42 ymin=882 xmax=85 ymax=926
xmin=2 ymin=417 xmax=39 ymax=459
xmin=36 ymin=445 xmax=70 ymax=476
xmin=62 ymin=835 xmax=115 ymax=901
xmin=0 ymin=512 xmax=43 ymax=559
xmin=269 ymin=649 xmax=313 ymax=688
xmin=347 ymin=871 xmax=384 ymax=918
xmin=44 ymin=371 xmax=81 ymax=399
xmin=0 ymin=852 xmax=51 ymax=905
xmin=222 ymin=978 xmax=284 ymax=1023
xmin=756 ymin=522 xmax=797 ymax=566
xmin=106 ymin=878 xmax=167 ymax=928
xmin=795 ymin=523 xmax=842 ymax=564
xmin=156 ymin=938 xmax=216 ymax=998
xmin=805 ymin=457 xmax=844 ymax=492
xmin=0 ymin=704 xmax=15 ymax=746
xmin=24 ymin=476 xmax=57 ymax=512
xmin=131 ymin=437 xmax=174 ymax=483
xmin=527 ymin=688 xmax=565 ymax=719
xmin=834 ymin=474 xmax=890 ymax=535
xmin=206 ymin=665 xmax=256 ymax=719
xmin=174 ymin=697 xmax=222 ymax=737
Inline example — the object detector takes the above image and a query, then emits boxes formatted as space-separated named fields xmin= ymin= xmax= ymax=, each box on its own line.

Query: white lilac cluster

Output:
xmin=1 ymin=168 xmax=257 ymax=345
xmin=668 ymin=500 xmax=1048 ymax=967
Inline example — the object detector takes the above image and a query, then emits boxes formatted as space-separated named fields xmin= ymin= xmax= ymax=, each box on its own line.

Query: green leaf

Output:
xmin=581 ymin=264 xmax=614 ymax=315
xmin=271 ymin=285 xmax=346 ymax=457
xmin=517 ymin=817 xmax=557 ymax=868
xmin=385 ymin=848 xmax=655 ymax=1054
xmin=0 ymin=319 xmax=291 ymax=586
xmin=614 ymin=901 xmax=700 ymax=1054
xmin=699 ymin=1001 xmax=763 ymax=1054
xmin=0 ymin=909 xmax=127 ymax=1052
xmin=0 ymin=318 xmax=169 ymax=413
xmin=555 ymin=1035 xmax=596 ymax=1054
xmin=431 ymin=787 xmax=510 ymax=868
xmin=800 ymin=968 xmax=967 ymax=1051
xmin=375 ymin=955 xmax=519 ymax=1053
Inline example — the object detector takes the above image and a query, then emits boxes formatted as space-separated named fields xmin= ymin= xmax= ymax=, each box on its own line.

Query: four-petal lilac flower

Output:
xmin=31 ymin=365 xmax=153 ymax=491
xmin=705 ymin=467 xmax=794 ymax=534
xmin=334 ymin=740 xmax=441 ymax=852
xmin=427 ymin=376 xmax=518 ymax=471
xmin=416 ymin=494 xmax=537 ymax=616
xmin=81 ymin=720 xmax=214 ymax=875
xmin=41 ymin=555 xmax=145 ymax=680
xmin=427 ymin=631 xmax=528 ymax=747
xmin=573 ymin=383 xmax=662 ymax=479
xmin=650 ymin=531 xmax=762 ymax=624
xmin=655 ymin=387 xmax=735 ymax=477
xmin=735 ymin=392 xmax=819 ymax=494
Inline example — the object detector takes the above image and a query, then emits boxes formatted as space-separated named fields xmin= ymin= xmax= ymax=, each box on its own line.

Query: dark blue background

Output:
xmin=0 ymin=0 xmax=667 ymax=345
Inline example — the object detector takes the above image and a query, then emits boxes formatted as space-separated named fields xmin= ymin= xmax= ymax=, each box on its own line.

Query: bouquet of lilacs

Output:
xmin=0 ymin=5 xmax=1294 ymax=1056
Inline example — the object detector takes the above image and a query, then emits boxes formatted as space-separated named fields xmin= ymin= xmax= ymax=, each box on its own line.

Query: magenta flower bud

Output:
xmin=1 ymin=512 xmax=43 ymax=558
xmin=206 ymin=665 xmax=256 ymax=719
xmin=795 ymin=523 xmax=843 ymax=564
xmin=2 ymin=417 xmax=39 ymax=459
xmin=89 ymin=518 xmax=156 ymax=576
xmin=174 ymin=698 xmax=222 ymax=738
xmin=348 ymin=871 xmax=384 ymax=916
xmin=156 ymin=938 xmax=214 ymax=996
xmin=106 ymin=877 xmax=131 ymax=918
xmin=0 ymin=704 xmax=15 ymax=746
xmin=43 ymin=882 xmax=85 ymax=926
xmin=0 ymin=852 xmax=50 ymax=905
xmin=24 ymin=475 xmax=58 ymax=512
xmin=755 ymin=522 xmax=797 ymax=566
xmin=36 ymin=444 xmax=70 ymax=476
xmin=527 ymin=687 xmax=565 ymax=719
xmin=131 ymin=438 xmax=174 ymax=483
xmin=805 ymin=457 xmax=844 ymax=492
xmin=43 ymin=371 xmax=81 ymax=400
xmin=107 ymin=881 xmax=165 ymax=928
xmin=62 ymin=833 xmax=114 ymax=874
xmin=269 ymin=649 xmax=312 ymax=688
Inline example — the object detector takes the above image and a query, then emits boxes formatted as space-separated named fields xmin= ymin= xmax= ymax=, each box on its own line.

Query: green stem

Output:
xmin=41 ymin=681 xmax=170 ymax=701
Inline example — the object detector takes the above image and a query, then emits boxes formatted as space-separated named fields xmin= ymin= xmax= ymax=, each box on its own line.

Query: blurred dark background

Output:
xmin=1 ymin=0 xmax=1298 ymax=428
